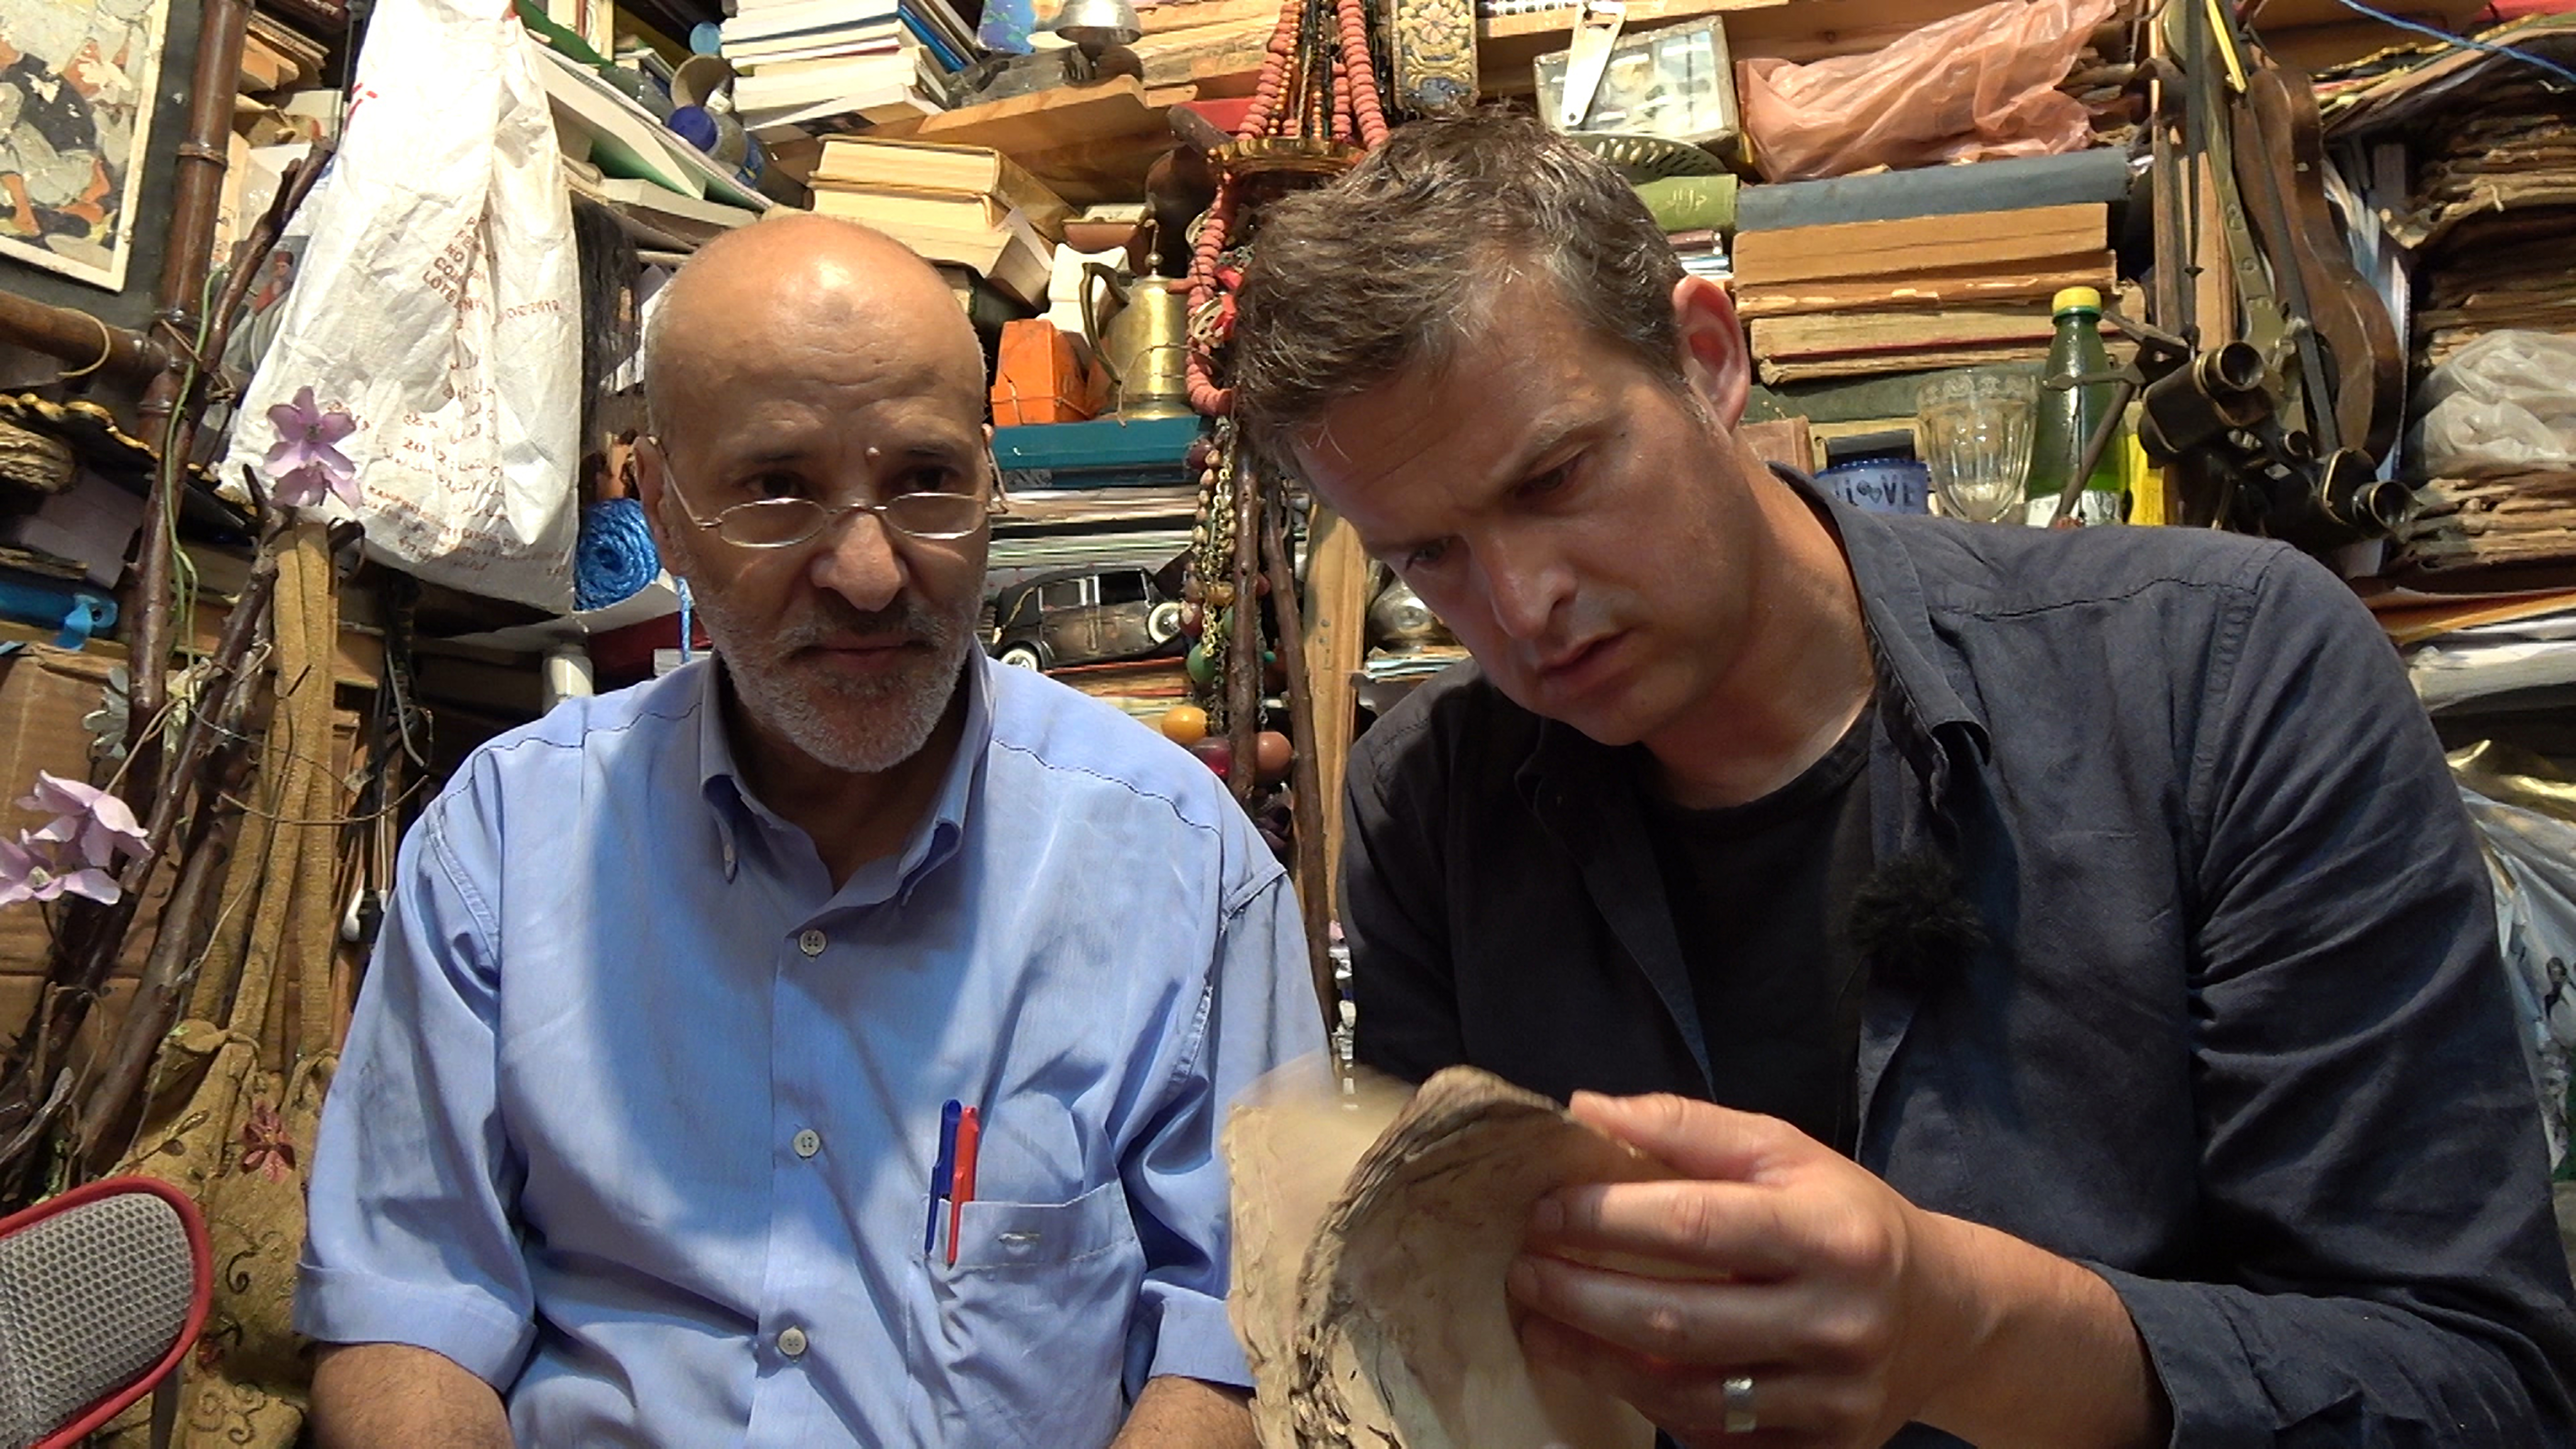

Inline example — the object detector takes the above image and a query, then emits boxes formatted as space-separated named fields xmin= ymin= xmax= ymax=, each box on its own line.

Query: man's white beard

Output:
xmin=697 ymin=585 xmax=981 ymax=776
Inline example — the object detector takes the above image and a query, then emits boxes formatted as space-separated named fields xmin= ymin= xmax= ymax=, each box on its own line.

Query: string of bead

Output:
xmin=1187 ymin=0 xmax=1390 ymax=416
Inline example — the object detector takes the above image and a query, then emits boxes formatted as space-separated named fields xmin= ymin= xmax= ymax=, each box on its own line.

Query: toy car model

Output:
xmin=986 ymin=564 xmax=1185 ymax=671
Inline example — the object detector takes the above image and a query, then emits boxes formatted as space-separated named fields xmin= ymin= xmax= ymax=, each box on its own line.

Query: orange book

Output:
xmin=990 ymin=319 xmax=1108 ymax=426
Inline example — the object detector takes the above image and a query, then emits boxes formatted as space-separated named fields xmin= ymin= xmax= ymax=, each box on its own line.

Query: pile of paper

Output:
xmin=2394 ymin=471 xmax=2576 ymax=591
xmin=1226 ymin=1065 xmax=1665 ymax=1449
xmin=2322 ymin=14 xmax=2576 ymax=372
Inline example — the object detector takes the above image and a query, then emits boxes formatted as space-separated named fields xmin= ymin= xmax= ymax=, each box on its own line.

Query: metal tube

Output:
xmin=0 ymin=292 xmax=166 ymax=380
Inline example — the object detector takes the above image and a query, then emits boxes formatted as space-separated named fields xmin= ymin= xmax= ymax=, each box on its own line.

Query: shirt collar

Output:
xmin=692 ymin=650 xmax=994 ymax=901
xmin=1776 ymin=465 xmax=1990 ymax=762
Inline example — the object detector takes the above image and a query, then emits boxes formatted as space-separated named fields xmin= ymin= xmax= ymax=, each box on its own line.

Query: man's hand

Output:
xmin=1507 ymin=1092 xmax=2169 ymax=1449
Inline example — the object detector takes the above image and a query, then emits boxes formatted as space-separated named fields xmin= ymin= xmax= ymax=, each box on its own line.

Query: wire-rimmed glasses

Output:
xmin=654 ymin=440 xmax=1009 ymax=549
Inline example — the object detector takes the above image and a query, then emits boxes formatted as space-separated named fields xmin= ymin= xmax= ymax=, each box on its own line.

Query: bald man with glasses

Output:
xmin=298 ymin=214 xmax=1319 ymax=1449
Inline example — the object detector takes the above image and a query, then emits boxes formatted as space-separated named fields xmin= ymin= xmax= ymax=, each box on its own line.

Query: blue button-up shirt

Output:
xmin=297 ymin=653 xmax=1324 ymax=1445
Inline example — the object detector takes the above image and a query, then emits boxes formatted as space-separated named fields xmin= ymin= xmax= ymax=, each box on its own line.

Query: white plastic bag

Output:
xmin=2413 ymin=331 xmax=2576 ymax=481
xmin=220 ymin=0 xmax=580 ymax=611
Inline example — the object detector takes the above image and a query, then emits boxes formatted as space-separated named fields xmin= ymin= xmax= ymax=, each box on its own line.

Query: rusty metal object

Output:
xmin=0 ymin=293 xmax=167 ymax=381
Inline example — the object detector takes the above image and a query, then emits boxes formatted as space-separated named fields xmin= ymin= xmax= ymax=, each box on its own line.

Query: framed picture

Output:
xmin=0 ymin=0 xmax=174 ymax=294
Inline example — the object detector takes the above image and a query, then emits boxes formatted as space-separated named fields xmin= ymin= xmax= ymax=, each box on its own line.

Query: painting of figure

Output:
xmin=0 ymin=0 xmax=168 ymax=292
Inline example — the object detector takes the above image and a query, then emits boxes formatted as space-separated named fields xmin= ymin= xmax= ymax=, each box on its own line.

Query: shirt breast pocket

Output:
xmin=915 ymin=1178 xmax=1145 ymax=1444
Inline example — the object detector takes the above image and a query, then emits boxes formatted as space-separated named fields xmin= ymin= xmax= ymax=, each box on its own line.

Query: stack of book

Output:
xmin=805 ymin=136 xmax=1066 ymax=306
xmin=988 ymin=414 xmax=1199 ymax=580
xmin=1667 ymin=228 xmax=1730 ymax=286
xmin=1732 ymin=203 xmax=2117 ymax=385
xmin=721 ymin=0 xmax=977 ymax=135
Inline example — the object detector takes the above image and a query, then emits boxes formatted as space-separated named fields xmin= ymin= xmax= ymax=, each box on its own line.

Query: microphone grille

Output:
xmin=0 ymin=1190 xmax=195 ymax=1448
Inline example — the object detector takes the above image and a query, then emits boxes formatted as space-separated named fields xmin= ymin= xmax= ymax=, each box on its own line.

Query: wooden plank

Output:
xmin=870 ymin=78 xmax=1175 ymax=204
xmin=1734 ymin=252 xmax=2117 ymax=317
xmin=1753 ymin=307 xmax=2058 ymax=359
xmin=2192 ymin=163 xmax=2233 ymax=352
xmin=1478 ymin=0 xmax=1777 ymax=42
xmin=894 ymin=76 xmax=1166 ymax=153
xmin=1138 ymin=0 xmax=1283 ymax=33
xmin=1302 ymin=507 xmax=1371 ymax=925
xmin=1760 ymin=341 xmax=2050 ymax=384
xmin=1731 ymin=204 xmax=2107 ymax=287
xmin=1128 ymin=16 xmax=1274 ymax=91
xmin=872 ymin=77 xmax=1177 ymax=203
xmin=1738 ymin=416 xmax=1817 ymax=473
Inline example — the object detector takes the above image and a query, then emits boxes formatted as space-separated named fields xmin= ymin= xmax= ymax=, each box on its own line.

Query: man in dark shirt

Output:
xmin=1230 ymin=112 xmax=2576 ymax=1446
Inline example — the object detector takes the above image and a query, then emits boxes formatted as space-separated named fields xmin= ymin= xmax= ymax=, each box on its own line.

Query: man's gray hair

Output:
xmin=1231 ymin=111 xmax=1687 ymax=458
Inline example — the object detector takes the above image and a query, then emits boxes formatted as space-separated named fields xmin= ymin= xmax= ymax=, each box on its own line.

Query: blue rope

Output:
xmin=574 ymin=497 xmax=664 ymax=612
xmin=2325 ymin=0 xmax=2576 ymax=91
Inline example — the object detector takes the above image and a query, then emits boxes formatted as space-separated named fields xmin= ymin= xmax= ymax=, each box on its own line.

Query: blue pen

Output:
xmin=926 ymin=1100 xmax=961 ymax=1254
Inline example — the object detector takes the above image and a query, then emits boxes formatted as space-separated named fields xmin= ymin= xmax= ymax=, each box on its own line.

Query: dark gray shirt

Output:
xmin=1342 ymin=477 xmax=2576 ymax=1444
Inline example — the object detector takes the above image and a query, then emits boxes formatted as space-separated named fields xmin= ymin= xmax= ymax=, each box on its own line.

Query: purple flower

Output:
xmin=18 ymin=771 xmax=148 ymax=870
xmin=0 ymin=833 xmax=120 ymax=908
xmin=261 ymin=385 xmax=360 ymax=511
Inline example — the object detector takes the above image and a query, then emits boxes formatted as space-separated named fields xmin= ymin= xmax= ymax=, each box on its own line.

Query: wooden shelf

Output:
xmin=1476 ymin=0 xmax=1779 ymax=43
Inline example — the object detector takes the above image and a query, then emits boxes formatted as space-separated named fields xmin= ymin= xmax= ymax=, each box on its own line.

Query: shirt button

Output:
xmin=792 ymin=1129 xmax=821 ymax=1158
xmin=777 ymin=1325 xmax=808 ymax=1358
xmin=797 ymin=928 xmax=826 ymax=957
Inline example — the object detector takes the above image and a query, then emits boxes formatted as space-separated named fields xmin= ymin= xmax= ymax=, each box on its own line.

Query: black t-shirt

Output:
xmin=1636 ymin=702 xmax=1875 ymax=1156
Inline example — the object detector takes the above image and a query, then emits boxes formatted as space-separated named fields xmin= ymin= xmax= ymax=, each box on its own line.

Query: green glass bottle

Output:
xmin=2024 ymin=286 xmax=2127 ymax=526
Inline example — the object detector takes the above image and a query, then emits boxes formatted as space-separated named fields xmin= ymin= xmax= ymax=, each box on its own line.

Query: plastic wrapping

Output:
xmin=2413 ymin=330 xmax=2576 ymax=480
xmin=1738 ymin=0 xmax=2116 ymax=183
xmin=2458 ymin=781 xmax=2576 ymax=1172
xmin=218 ymin=0 xmax=582 ymax=611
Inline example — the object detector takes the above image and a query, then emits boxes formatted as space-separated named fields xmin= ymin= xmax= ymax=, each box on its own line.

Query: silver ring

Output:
xmin=1722 ymin=1373 xmax=1757 ymax=1434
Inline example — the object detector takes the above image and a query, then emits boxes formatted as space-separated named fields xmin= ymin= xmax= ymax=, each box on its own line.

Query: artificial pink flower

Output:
xmin=0 ymin=833 xmax=120 ymax=908
xmin=261 ymin=385 xmax=360 ymax=510
xmin=19 ymin=771 xmax=147 ymax=869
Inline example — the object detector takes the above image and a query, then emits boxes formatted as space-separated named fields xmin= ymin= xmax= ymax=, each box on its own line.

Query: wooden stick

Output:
xmin=67 ymin=520 xmax=285 ymax=1179
xmin=1259 ymin=493 xmax=1333 ymax=1029
xmin=124 ymin=138 xmax=333 ymax=807
xmin=0 ymin=507 xmax=295 ymax=1187
xmin=1226 ymin=449 xmax=1262 ymax=803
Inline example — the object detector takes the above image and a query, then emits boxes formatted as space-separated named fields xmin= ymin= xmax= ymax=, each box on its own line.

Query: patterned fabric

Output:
xmin=106 ymin=524 xmax=345 ymax=1449
xmin=1386 ymin=0 xmax=1478 ymax=114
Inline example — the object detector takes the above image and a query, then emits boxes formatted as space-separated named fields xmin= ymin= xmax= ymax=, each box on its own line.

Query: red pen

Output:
xmin=945 ymin=1106 xmax=980 ymax=1268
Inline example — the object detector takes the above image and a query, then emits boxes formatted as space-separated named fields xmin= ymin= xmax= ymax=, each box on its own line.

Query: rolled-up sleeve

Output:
xmin=295 ymin=790 xmax=536 ymax=1388
xmin=1119 ymin=867 xmax=1327 ymax=1394
xmin=2134 ymin=548 xmax=2576 ymax=1442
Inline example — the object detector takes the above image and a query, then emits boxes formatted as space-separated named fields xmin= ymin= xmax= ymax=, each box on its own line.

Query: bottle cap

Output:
xmin=2052 ymin=286 xmax=2104 ymax=315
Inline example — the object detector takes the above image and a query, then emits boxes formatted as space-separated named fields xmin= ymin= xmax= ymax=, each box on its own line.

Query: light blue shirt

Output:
xmin=296 ymin=653 xmax=1323 ymax=1445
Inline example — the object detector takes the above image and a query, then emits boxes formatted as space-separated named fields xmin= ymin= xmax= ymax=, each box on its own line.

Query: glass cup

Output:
xmin=1915 ymin=373 xmax=2038 ymax=525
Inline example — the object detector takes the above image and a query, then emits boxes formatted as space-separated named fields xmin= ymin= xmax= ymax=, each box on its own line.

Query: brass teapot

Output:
xmin=1079 ymin=262 xmax=1194 ymax=421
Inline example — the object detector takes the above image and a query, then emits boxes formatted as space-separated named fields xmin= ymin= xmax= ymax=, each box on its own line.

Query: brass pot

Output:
xmin=1080 ymin=262 xmax=1194 ymax=421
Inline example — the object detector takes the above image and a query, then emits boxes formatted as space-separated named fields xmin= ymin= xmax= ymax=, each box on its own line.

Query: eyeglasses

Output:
xmin=652 ymin=441 xmax=1009 ymax=550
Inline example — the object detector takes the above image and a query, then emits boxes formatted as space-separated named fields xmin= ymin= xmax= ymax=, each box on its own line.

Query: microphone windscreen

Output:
xmin=0 ymin=1189 xmax=195 ymax=1449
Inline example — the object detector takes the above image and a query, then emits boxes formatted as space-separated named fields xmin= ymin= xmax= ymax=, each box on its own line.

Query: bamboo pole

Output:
xmin=1259 ymin=493 xmax=1333 ymax=1029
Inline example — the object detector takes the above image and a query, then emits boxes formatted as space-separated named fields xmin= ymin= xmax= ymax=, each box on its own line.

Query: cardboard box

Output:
xmin=0 ymin=645 xmax=161 ymax=1065
xmin=990 ymin=319 xmax=1110 ymax=426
